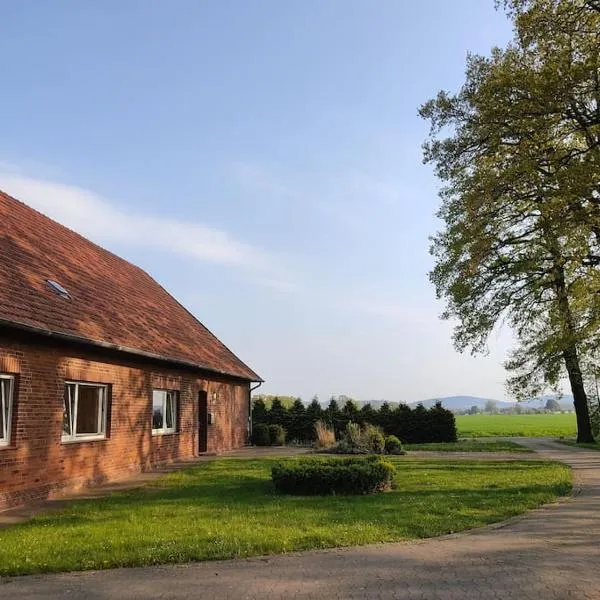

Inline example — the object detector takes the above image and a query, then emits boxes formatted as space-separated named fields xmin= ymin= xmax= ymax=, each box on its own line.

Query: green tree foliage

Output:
xmin=305 ymin=396 xmax=324 ymax=441
xmin=252 ymin=398 xmax=268 ymax=424
xmin=376 ymin=402 xmax=393 ymax=433
xmin=287 ymin=398 xmax=307 ymax=442
xmin=268 ymin=424 xmax=286 ymax=446
xmin=484 ymin=400 xmax=498 ymax=415
xmin=545 ymin=398 xmax=562 ymax=412
xmin=326 ymin=397 xmax=343 ymax=436
xmin=359 ymin=402 xmax=377 ymax=425
xmin=420 ymin=0 xmax=599 ymax=442
xmin=341 ymin=399 xmax=360 ymax=427
xmin=251 ymin=399 xmax=457 ymax=445
xmin=427 ymin=402 xmax=459 ymax=444
xmin=251 ymin=423 xmax=270 ymax=446
xmin=268 ymin=397 xmax=288 ymax=429
xmin=252 ymin=395 xmax=296 ymax=410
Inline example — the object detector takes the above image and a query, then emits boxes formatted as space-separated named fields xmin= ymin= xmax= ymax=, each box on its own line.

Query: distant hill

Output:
xmin=410 ymin=396 xmax=514 ymax=412
xmin=409 ymin=394 xmax=574 ymax=413
xmin=359 ymin=400 xmax=400 ymax=410
xmin=522 ymin=395 xmax=574 ymax=411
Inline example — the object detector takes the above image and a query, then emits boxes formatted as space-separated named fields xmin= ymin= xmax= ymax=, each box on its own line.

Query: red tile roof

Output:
xmin=0 ymin=190 xmax=262 ymax=381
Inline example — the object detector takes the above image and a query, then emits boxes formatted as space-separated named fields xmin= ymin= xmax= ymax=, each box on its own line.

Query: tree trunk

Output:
xmin=563 ymin=345 xmax=595 ymax=443
xmin=552 ymin=258 xmax=596 ymax=443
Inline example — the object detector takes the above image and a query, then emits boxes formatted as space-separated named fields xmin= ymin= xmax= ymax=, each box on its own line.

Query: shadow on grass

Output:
xmin=13 ymin=459 xmax=570 ymax=532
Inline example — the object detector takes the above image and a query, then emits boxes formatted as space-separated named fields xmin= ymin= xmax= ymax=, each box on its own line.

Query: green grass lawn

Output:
xmin=404 ymin=440 xmax=531 ymax=452
xmin=456 ymin=413 xmax=577 ymax=438
xmin=0 ymin=457 xmax=570 ymax=576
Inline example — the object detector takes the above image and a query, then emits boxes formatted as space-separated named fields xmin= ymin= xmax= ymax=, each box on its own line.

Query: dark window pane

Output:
xmin=153 ymin=391 xmax=164 ymax=430
xmin=76 ymin=386 xmax=101 ymax=435
xmin=63 ymin=384 xmax=75 ymax=437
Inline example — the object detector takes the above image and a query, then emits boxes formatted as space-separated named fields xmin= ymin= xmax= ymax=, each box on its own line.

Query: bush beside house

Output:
xmin=251 ymin=423 xmax=271 ymax=446
xmin=251 ymin=423 xmax=286 ymax=446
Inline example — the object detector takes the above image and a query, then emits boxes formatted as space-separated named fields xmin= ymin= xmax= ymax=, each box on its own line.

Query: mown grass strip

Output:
xmin=0 ymin=457 xmax=571 ymax=576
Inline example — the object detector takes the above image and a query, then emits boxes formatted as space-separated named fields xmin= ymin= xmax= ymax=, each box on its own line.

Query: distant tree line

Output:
xmin=251 ymin=395 xmax=298 ymax=410
xmin=462 ymin=397 xmax=571 ymax=416
xmin=252 ymin=397 xmax=457 ymax=444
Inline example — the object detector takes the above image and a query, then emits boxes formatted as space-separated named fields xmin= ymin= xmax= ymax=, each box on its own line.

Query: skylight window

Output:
xmin=47 ymin=279 xmax=71 ymax=299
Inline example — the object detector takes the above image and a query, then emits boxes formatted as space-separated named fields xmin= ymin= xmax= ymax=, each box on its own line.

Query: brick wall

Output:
xmin=0 ymin=338 xmax=250 ymax=510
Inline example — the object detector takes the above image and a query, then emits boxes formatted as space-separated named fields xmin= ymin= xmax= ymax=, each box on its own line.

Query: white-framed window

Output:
xmin=0 ymin=375 xmax=14 ymax=447
xmin=62 ymin=382 xmax=108 ymax=442
xmin=152 ymin=390 xmax=178 ymax=435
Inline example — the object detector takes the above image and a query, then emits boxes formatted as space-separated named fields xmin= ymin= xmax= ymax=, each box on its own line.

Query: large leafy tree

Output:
xmin=421 ymin=0 xmax=600 ymax=441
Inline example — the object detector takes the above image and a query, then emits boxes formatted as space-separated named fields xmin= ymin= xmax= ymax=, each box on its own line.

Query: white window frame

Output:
xmin=62 ymin=381 xmax=108 ymax=442
xmin=152 ymin=389 xmax=178 ymax=436
xmin=0 ymin=374 xmax=14 ymax=447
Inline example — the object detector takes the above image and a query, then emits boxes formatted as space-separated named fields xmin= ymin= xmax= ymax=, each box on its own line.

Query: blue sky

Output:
xmin=0 ymin=1 xmax=516 ymax=402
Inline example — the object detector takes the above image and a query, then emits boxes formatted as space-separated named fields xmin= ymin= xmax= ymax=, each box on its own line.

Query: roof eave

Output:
xmin=0 ymin=317 xmax=264 ymax=383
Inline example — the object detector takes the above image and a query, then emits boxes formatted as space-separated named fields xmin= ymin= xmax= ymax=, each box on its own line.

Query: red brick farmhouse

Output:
xmin=0 ymin=190 xmax=262 ymax=510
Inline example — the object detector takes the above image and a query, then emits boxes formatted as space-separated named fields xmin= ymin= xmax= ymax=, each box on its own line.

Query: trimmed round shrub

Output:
xmin=251 ymin=423 xmax=270 ymax=446
xmin=271 ymin=456 xmax=396 ymax=495
xmin=268 ymin=424 xmax=286 ymax=446
xmin=362 ymin=424 xmax=385 ymax=454
xmin=385 ymin=435 xmax=404 ymax=455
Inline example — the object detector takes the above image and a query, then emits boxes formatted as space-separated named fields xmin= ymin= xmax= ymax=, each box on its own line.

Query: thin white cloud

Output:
xmin=0 ymin=173 xmax=273 ymax=272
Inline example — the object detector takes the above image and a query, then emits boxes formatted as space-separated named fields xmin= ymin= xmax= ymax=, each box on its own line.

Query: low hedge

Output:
xmin=271 ymin=456 xmax=396 ymax=495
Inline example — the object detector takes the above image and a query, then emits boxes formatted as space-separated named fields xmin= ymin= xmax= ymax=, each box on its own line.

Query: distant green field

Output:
xmin=456 ymin=413 xmax=577 ymax=438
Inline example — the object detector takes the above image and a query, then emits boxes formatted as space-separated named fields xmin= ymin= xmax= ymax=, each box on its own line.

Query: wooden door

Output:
xmin=198 ymin=391 xmax=208 ymax=453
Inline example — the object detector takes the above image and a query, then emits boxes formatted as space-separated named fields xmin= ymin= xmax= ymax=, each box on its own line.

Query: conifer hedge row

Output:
xmin=252 ymin=397 xmax=457 ymax=444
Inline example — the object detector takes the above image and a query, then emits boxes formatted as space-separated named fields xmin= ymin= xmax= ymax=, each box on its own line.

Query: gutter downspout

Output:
xmin=248 ymin=381 xmax=262 ymax=445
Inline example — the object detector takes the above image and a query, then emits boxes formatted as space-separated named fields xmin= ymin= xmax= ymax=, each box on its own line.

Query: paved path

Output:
xmin=1 ymin=439 xmax=599 ymax=600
